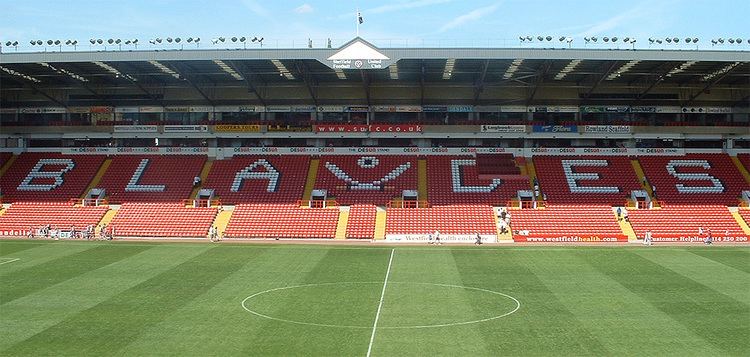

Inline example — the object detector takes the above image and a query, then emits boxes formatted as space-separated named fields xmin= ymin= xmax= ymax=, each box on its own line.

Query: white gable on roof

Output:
xmin=327 ymin=40 xmax=389 ymax=60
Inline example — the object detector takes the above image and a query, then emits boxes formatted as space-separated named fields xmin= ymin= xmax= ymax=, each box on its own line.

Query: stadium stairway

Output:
xmin=374 ymin=207 xmax=387 ymax=240
xmin=301 ymin=158 xmax=320 ymax=201
xmin=613 ymin=207 xmax=638 ymax=241
xmin=417 ymin=158 xmax=428 ymax=200
xmin=0 ymin=154 xmax=17 ymax=177
xmin=96 ymin=208 xmax=118 ymax=234
xmin=335 ymin=207 xmax=350 ymax=240
xmin=730 ymin=156 xmax=750 ymax=185
xmin=212 ymin=208 xmax=233 ymax=238
xmin=493 ymin=207 xmax=513 ymax=242
xmin=526 ymin=158 xmax=541 ymax=200
xmin=81 ymin=157 xmax=112 ymax=199
xmin=630 ymin=159 xmax=658 ymax=206
xmin=190 ymin=159 xmax=214 ymax=199
xmin=729 ymin=207 xmax=750 ymax=235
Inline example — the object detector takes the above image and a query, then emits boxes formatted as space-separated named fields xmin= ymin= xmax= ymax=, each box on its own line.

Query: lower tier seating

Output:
xmin=346 ymin=205 xmax=377 ymax=239
xmin=509 ymin=205 xmax=625 ymax=242
xmin=628 ymin=205 xmax=746 ymax=239
xmin=0 ymin=202 xmax=108 ymax=235
xmin=0 ymin=153 xmax=105 ymax=202
xmin=385 ymin=205 xmax=496 ymax=236
xmin=739 ymin=209 xmax=750 ymax=227
xmin=224 ymin=204 xmax=339 ymax=239
xmin=109 ymin=203 xmax=217 ymax=238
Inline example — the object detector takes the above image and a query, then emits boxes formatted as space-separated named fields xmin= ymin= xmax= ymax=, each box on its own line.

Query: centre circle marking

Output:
xmin=240 ymin=281 xmax=520 ymax=329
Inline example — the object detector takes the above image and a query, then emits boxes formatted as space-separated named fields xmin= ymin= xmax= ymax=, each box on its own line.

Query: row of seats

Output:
xmin=97 ymin=155 xmax=206 ymax=203
xmin=628 ymin=205 xmax=745 ymax=237
xmin=534 ymin=156 xmax=642 ymax=205
xmin=427 ymin=156 xmax=528 ymax=205
xmin=109 ymin=203 xmax=217 ymax=238
xmin=1 ymin=153 xmax=747 ymax=206
xmin=0 ymin=152 xmax=12 ymax=169
xmin=385 ymin=205 xmax=496 ymax=235
xmin=739 ymin=154 xmax=750 ymax=173
xmin=0 ymin=202 xmax=108 ymax=234
xmin=346 ymin=204 xmax=377 ymax=239
xmin=508 ymin=205 xmax=624 ymax=240
xmin=224 ymin=204 xmax=339 ymax=239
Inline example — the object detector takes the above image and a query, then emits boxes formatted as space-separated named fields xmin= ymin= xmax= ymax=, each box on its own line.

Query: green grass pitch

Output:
xmin=1 ymin=240 xmax=748 ymax=356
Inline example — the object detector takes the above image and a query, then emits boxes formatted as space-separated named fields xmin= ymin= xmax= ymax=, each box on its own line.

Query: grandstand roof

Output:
xmin=2 ymin=38 xmax=748 ymax=107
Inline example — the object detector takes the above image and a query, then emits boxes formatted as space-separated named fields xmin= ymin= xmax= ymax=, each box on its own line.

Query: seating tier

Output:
xmin=315 ymin=155 xmax=417 ymax=205
xmin=0 ymin=202 xmax=108 ymax=235
xmin=427 ymin=156 xmax=528 ymax=205
xmin=346 ymin=204 xmax=377 ymax=239
xmin=385 ymin=205 xmax=496 ymax=235
xmin=0 ymin=153 xmax=104 ymax=202
xmin=509 ymin=205 xmax=625 ymax=241
xmin=224 ymin=204 xmax=339 ymax=239
xmin=204 ymin=156 xmax=310 ymax=204
xmin=109 ymin=203 xmax=217 ymax=238
xmin=628 ymin=205 xmax=746 ymax=238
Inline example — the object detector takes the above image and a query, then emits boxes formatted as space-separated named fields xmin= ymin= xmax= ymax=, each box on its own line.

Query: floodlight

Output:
xmin=693 ymin=38 xmax=698 ymax=43
xmin=31 ymin=40 xmax=37 ymax=45
xmin=519 ymin=36 xmax=525 ymax=41
xmin=175 ymin=37 xmax=181 ymax=43
xmin=115 ymin=39 xmax=121 ymax=44
xmin=559 ymin=36 xmax=565 ymax=42
xmin=673 ymin=37 xmax=679 ymax=43
xmin=648 ymin=37 xmax=654 ymax=43
xmin=711 ymin=39 xmax=717 ymax=44
xmin=4 ymin=41 xmax=10 ymax=46
xmin=603 ymin=37 xmax=609 ymax=42
xmin=194 ymin=37 xmax=200 ymax=43
xmin=258 ymin=37 xmax=263 ymax=43
xmin=612 ymin=37 xmax=618 ymax=42
xmin=525 ymin=36 xmax=532 ymax=41
xmin=47 ymin=40 xmax=53 ymax=45
xmin=107 ymin=38 xmax=114 ymax=44
xmin=545 ymin=36 xmax=552 ymax=41
xmin=54 ymin=40 xmax=60 ymax=45
xmin=187 ymin=37 xmax=193 ymax=43
xmin=239 ymin=36 xmax=246 ymax=42
xmin=685 ymin=38 xmax=691 ymax=43
xmin=623 ymin=37 xmax=630 ymax=42
xmin=656 ymin=39 xmax=663 ymax=44
xmin=12 ymin=41 xmax=18 ymax=46
xmin=156 ymin=38 xmax=162 ymax=43
xmin=212 ymin=38 xmax=219 ymax=44
xmin=65 ymin=40 xmax=71 ymax=45
xmin=591 ymin=36 xmax=597 ymax=42
xmin=729 ymin=38 xmax=735 ymax=44
xmin=132 ymin=39 xmax=138 ymax=44
xmin=231 ymin=36 xmax=237 ymax=42
xmin=125 ymin=40 xmax=131 ymax=44
xmin=149 ymin=39 xmax=156 ymax=44
xmin=166 ymin=37 xmax=173 ymax=43
xmin=736 ymin=38 xmax=742 ymax=43
xmin=97 ymin=39 xmax=103 ymax=44
xmin=584 ymin=37 xmax=590 ymax=42
xmin=219 ymin=37 xmax=226 ymax=42
xmin=665 ymin=38 xmax=672 ymax=43
xmin=718 ymin=38 xmax=724 ymax=43
xmin=537 ymin=36 xmax=543 ymax=41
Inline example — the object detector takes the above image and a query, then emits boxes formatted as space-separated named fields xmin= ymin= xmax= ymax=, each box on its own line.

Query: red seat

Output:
xmin=109 ymin=203 xmax=217 ymax=238
xmin=0 ymin=202 xmax=108 ymax=235
xmin=224 ymin=204 xmax=339 ymax=239
xmin=0 ymin=153 xmax=105 ymax=202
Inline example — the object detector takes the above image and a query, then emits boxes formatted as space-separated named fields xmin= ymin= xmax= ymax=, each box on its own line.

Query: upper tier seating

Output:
xmin=508 ymin=205 xmax=625 ymax=241
xmin=224 ymin=204 xmax=339 ymax=239
xmin=638 ymin=154 xmax=748 ymax=205
xmin=533 ymin=156 xmax=642 ymax=205
xmin=385 ymin=205 xmax=496 ymax=235
xmin=0 ymin=202 xmax=108 ymax=235
xmin=475 ymin=154 xmax=521 ymax=175
xmin=315 ymin=155 xmax=417 ymax=205
xmin=427 ymin=156 xmax=529 ymax=205
xmin=628 ymin=206 xmax=746 ymax=238
xmin=204 ymin=156 xmax=310 ymax=204
xmin=346 ymin=204 xmax=377 ymax=239
xmin=0 ymin=153 xmax=105 ymax=202
xmin=97 ymin=155 xmax=206 ymax=203
xmin=109 ymin=203 xmax=217 ymax=238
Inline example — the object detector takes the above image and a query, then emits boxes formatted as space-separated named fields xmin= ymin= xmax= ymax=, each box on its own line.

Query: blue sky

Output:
xmin=1 ymin=0 xmax=748 ymax=49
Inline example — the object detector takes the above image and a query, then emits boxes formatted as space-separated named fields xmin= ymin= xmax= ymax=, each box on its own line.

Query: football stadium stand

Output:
xmin=224 ymin=204 xmax=339 ymax=239
xmin=203 ymin=156 xmax=310 ymax=204
xmin=97 ymin=155 xmax=206 ymax=203
xmin=628 ymin=205 xmax=746 ymax=241
xmin=0 ymin=153 xmax=105 ymax=202
xmin=533 ymin=156 xmax=642 ymax=205
xmin=109 ymin=203 xmax=217 ymax=238
xmin=0 ymin=152 xmax=12 ymax=168
xmin=315 ymin=155 xmax=418 ymax=205
xmin=638 ymin=154 xmax=747 ymax=205
xmin=739 ymin=154 xmax=750 ymax=172
xmin=346 ymin=204 xmax=377 ymax=239
xmin=426 ymin=156 xmax=529 ymax=205
xmin=0 ymin=202 xmax=108 ymax=235
xmin=509 ymin=205 xmax=627 ymax=242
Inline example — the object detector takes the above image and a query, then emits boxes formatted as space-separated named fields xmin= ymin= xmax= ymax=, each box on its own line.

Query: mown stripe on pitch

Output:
xmin=0 ymin=245 xmax=211 ymax=352
xmin=0 ymin=244 xmax=150 ymax=305
xmin=582 ymin=251 xmax=749 ymax=356
xmin=527 ymin=250 xmax=723 ymax=356
xmin=0 ymin=241 xmax=47 ymax=256
xmin=452 ymin=249 xmax=612 ymax=356
xmin=239 ymin=248 xmax=388 ymax=357
xmin=0 ymin=242 xmax=97 ymax=277
xmin=685 ymin=248 xmax=750 ymax=275
xmin=1 ymin=246 xmax=253 ymax=357
xmin=635 ymin=249 xmax=750 ymax=304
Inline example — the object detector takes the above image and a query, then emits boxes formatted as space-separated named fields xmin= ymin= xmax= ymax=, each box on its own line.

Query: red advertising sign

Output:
xmin=315 ymin=124 xmax=423 ymax=133
xmin=513 ymin=235 xmax=628 ymax=243
xmin=649 ymin=235 xmax=749 ymax=243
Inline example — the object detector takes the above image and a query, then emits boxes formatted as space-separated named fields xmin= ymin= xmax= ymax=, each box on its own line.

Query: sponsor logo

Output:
xmin=532 ymin=125 xmax=577 ymax=133
xmin=215 ymin=124 xmax=262 ymax=132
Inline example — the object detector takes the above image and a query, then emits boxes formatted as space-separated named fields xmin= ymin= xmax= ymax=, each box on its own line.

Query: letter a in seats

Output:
xmin=17 ymin=158 xmax=75 ymax=191
xmin=125 ymin=158 xmax=166 ymax=192
xmin=232 ymin=159 xmax=280 ymax=192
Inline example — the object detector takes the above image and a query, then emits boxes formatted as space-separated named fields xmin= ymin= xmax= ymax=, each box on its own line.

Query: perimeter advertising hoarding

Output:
xmin=532 ymin=125 xmax=577 ymax=133
xmin=314 ymin=124 xmax=422 ymax=133
xmin=480 ymin=125 xmax=526 ymax=133
xmin=214 ymin=124 xmax=262 ymax=132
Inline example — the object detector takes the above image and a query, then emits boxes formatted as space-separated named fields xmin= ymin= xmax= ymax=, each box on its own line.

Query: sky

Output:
xmin=1 ymin=0 xmax=748 ymax=50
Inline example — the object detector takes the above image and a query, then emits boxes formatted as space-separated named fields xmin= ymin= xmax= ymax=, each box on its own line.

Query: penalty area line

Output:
xmin=366 ymin=248 xmax=394 ymax=357
xmin=0 ymin=258 xmax=20 ymax=265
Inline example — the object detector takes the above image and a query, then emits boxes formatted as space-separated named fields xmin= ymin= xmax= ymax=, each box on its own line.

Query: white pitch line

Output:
xmin=0 ymin=258 xmax=20 ymax=265
xmin=366 ymin=248 xmax=394 ymax=357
